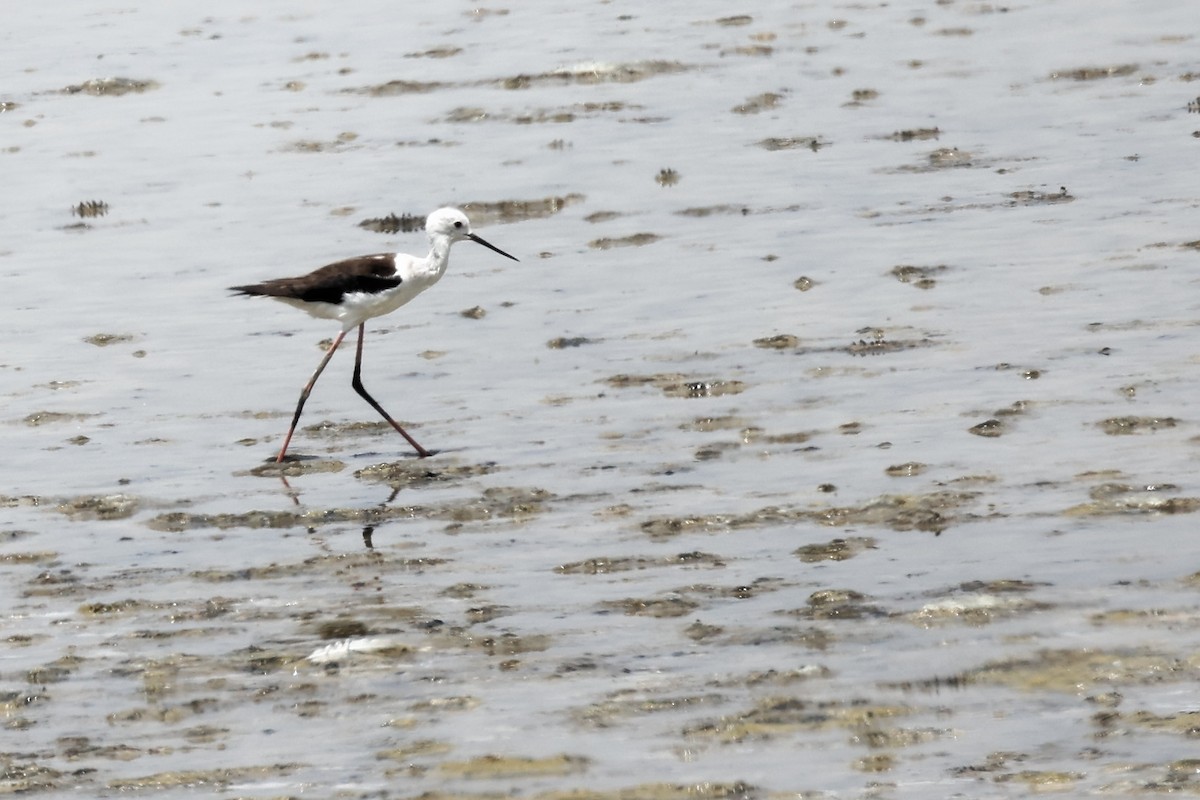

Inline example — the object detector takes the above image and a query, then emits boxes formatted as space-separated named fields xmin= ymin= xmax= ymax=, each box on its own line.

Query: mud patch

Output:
xmin=358 ymin=212 xmax=424 ymax=234
xmin=846 ymin=330 xmax=936 ymax=356
xmin=1097 ymin=416 xmax=1179 ymax=435
xmin=556 ymin=551 xmax=727 ymax=574
xmin=1063 ymin=482 xmax=1200 ymax=517
xmin=344 ymin=79 xmax=444 ymax=96
xmin=731 ymin=93 xmax=782 ymax=114
xmin=907 ymin=592 xmax=1053 ymax=626
xmin=72 ymin=200 xmax=109 ymax=218
xmin=603 ymin=373 xmax=746 ymax=398
xmin=83 ymin=333 xmax=136 ymax=347
xmin=546 ymin=336 xmax=600 ymax=349
xmin=56 ymin=494 xmax=139 ymax=521
xmin=886 ymin=146 xmax=978 ymax=173
xmin=655 ymin=168 xmax=680 ymax=187
xmin=436 ymin=753 xmax=589 ymax=779
xmin=756 ymin=136 xmax=830 ymax=152
xmin=147 ymin=483 xmax=553 ymax=532
xmin=496 ymin=60 xmax=691 ymax=89
xmin=354 ymin=459 xmax=496 ymax=488
xmin=793 ymin=537 xmax=878 ymax=562
xmin=891 ymin=264 xmax=948 ymax=289
xmin=878 ymin=127 xmax=941 ymax=141
xmin=963 ymin=648 xmax=1199 ymax=693
xmin=463 ymin=194 xmax=585 ymax=223
xmin=245 ymin=459 xmax=347 ymax=478
xmin=589 ymin=233 xmax=662 ymax=249
xmin=1008 ymin=186 xmax=1074 ymax=206
xmin=685 ymin=697 xmax=915 ymax=743
xmin=639 ymin=491 xmax=978 ymax=541
xmin=1049 ymin=64 xmax=1139 ymax=81
xmin=61 ymin=78 xmax=158 ymax=96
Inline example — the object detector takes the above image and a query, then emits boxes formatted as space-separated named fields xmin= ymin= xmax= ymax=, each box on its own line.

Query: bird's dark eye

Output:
xmin=454 ymin=221 xmax=463 ymax=229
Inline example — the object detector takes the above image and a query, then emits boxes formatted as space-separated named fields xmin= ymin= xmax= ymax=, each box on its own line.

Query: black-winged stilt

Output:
xmin=230 ymin=207 xmax=518 ymax=462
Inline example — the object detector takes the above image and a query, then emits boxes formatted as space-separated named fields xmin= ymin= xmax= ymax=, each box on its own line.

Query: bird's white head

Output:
xmin=425 ymin=206 xmax=519 ymax=262
xmin=425 ymin=207 xmax=473 ymax=242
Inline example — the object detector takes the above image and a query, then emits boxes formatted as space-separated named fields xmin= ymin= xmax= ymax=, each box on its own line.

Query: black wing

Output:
xmin=230 ymin=254 xmax=403 ymax=304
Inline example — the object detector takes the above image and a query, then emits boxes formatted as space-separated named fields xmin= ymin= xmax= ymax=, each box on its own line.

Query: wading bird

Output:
xmin=230 ymin=207 xmax=518 ymax=462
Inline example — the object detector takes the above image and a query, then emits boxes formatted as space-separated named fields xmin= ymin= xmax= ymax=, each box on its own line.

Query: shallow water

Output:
xmin=4 ymin=2 xmax=1200 ymax=797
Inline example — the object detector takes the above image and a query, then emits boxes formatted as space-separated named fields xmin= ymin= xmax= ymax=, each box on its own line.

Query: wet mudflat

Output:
xmin=4 ymin=2 xmax=1200 ymax=797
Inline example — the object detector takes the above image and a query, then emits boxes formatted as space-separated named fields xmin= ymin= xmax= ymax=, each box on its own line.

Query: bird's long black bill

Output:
xmin=469 ymin=233 xmax=519 ymax=262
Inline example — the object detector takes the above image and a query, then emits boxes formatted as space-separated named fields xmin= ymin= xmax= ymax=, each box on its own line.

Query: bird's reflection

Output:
xmin=278 ymin=473 xmax=402 ymax=550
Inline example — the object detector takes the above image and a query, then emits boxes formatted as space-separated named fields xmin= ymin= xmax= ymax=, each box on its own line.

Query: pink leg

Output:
xmin=275 ymin=329 xmax=349 ymax=463
xmin=350 ymin=323 xmax=432 ymax=458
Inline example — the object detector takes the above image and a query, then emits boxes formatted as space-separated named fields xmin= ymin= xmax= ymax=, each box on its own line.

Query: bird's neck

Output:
xmin=423 ymin=238 xmax=452 ymax=280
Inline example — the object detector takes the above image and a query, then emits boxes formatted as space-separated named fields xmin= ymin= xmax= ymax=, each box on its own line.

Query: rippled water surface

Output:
xmin=4 ymin=2 xmax=1200 ymax=797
